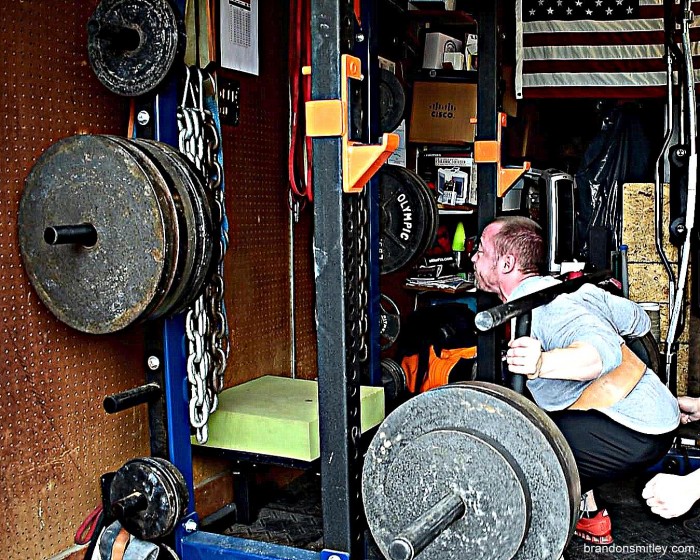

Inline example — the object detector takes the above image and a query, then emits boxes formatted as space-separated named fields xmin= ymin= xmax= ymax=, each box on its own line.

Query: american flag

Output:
xmin=515 ymin=0 xmax=700 ymax=98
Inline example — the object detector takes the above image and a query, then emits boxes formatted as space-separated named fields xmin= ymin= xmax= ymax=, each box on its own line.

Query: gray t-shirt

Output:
xmin=510 ymin=276 xmax=679 ymax=435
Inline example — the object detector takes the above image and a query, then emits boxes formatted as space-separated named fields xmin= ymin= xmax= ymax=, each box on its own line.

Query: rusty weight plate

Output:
xmin=87 ymin=0 xmax=181 ymax=97
xmin=101 ymin=135 xmax=181 ymax=322
xmin=139 ymin=139 xmax=214 ymax=314
xmin=131 ymin=138 xmax=211 ymax=317
xmin=18 ymin=135 xmax=172 ymax=333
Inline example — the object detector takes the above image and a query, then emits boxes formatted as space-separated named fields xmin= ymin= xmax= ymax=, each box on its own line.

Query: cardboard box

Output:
xmin=409 ymin=81 xmax=477 ymax=145
xmin=417 ymin=148 xmax=477 ymax=206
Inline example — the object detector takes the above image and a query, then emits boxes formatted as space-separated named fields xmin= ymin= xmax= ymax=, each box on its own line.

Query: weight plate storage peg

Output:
xmin=110 ymin=457 xmax=189 ymax=540
xmin=87 ymin=0 xmax=181 ymax=96
xmin=362 ymin=382 xmax=580 ymax=560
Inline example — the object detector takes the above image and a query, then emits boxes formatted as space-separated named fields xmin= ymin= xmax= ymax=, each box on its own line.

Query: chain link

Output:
xmin=178 ymin=67 xmax=230 ymax=444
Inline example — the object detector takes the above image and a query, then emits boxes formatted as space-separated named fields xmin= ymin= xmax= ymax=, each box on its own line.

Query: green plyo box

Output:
xmin=194 ymin=375 xmax=386 ymax=461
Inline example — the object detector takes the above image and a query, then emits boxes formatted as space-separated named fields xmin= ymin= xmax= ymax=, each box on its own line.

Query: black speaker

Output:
xmin=588 ymin=226 xmax=611 ymax=271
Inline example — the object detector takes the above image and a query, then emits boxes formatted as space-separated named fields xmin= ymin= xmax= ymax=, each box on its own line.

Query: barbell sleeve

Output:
xmin=474 ymin=270 xmax=612 ymax=332
xmin=111 ymin=491 xmax=148 ymax=518
xmin=388 ymin=493 xmax=466 ymax=560
xmin=44 ymin=224 xmax=97 ymax=247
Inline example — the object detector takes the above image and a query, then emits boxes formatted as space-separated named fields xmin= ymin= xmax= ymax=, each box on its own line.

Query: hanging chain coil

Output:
xmin=178 ymin=66 xmax=230 ymax=443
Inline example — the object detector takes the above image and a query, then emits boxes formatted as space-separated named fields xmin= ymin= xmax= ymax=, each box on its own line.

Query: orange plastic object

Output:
xmin=305 ymin=55 xmax=399 ymax=193
xmin=473 ymin=112 xmax=530 ymax=197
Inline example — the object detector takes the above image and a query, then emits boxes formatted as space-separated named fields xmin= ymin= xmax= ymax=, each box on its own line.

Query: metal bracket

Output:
xmin=474 ymin=112 xmax=531 ymax=197
xmin=320 ymin=550 xmax=350 ymax=560
xmin=305 ymin=54 xmax=399 ymax=193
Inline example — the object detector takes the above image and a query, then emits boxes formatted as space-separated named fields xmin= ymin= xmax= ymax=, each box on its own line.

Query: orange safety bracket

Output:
xmin=304 ymin=55 xmax=399 ymax=193
xmin=473 ymin=112 xmax=531 ymax=197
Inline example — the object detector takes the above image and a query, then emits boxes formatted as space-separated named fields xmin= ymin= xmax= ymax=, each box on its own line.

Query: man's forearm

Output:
xmin=538 ymin=341 xmax=603 ymax=381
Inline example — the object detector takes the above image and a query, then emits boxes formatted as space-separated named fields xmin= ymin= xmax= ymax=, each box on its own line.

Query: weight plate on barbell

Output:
xmin=19 ymin=135 xmax=172 ymax=334
xmin=465 ymin=382 xmax=580 ymax=542
xmin=87 ymin=0 xmax=181 ymax=97
xmin=363 ymin=382 xmax=580 ymax=560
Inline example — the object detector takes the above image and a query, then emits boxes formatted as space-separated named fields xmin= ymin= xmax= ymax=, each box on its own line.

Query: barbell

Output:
xmin=363 ymin=382 xmax=580 ymax=560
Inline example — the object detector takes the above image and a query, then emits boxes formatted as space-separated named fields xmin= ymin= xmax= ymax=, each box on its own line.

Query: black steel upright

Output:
xmin=475 ymin=1 xmax=501 ymax=384
xmin=358 ymin=0 xmax=382 ymax=387
xmin=310 ymin=0 xmax=364 ymax=557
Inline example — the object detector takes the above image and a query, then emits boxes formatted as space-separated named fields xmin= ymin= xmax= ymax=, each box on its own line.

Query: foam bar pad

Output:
xmin=195 ymin=375 xmax=385 ymax=461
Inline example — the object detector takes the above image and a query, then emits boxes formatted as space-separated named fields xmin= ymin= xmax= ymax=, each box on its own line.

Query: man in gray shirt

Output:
xmin=471 ymin=216 xmax=679 ymax=545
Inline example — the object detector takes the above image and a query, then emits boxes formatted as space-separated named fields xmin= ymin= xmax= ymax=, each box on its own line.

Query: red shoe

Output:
xmin=574 ymin=509 xmax=613 ymax=544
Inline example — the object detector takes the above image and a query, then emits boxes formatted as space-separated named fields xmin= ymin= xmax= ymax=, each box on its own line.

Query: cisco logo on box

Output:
xmin=429 ymin=101 xmax=456 ymax=119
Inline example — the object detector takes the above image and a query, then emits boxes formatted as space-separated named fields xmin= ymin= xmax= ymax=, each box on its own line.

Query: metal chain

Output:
xmin=343 ymin=191 xmax=368 ymax=546
xmin=178 ymin=66 xmax=230 ymax=444
xmin=357 ymin=191 xmax=369 ymax=364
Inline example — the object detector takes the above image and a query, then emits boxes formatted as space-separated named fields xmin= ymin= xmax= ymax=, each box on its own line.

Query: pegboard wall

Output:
xmin=217 ymin=0 xmax=317 ymax=387
xmin=0 ymin=3 xmax=148 ymax=559
xmin=1 ymin=1 xmax=316 ymax=558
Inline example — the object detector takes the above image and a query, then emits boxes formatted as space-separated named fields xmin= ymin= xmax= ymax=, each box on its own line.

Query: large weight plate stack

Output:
xmin=362 ymin=382 xmax=580 ymax=560
xmin=18 ymin=134 xmax=214 ymax=334
xmin=379 ymin=165 xmax=438 ymax=275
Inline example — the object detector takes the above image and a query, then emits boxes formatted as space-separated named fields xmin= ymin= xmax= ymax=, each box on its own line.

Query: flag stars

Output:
xmin=586 ymin=8 xmax=593 ymax=14
xmin=595 ymin=0 xmax=603 ymax=6
xmin=606 ymin=7 xmax=613 ymax=14
xmin=627 ymin=5 xmax=634 ymax=13
xmin=567 ymin=6 xmax=573 ymax=14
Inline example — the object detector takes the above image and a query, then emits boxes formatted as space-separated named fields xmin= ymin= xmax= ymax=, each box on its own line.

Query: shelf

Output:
xmin=414 ymin=68 xmax=477 ymax=82
xmin=405 ymin=9 xmax=477 ymax=26
xmin=437 ymin=204 xmax=475 ymax=215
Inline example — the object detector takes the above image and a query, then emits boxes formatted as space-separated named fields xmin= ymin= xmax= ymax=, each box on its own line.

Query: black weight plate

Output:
xmin=19 ymin=135 xmax=169 ymax=334
xmin=379 ymin=68 xmax=406 ymax=134
xmin=110 ymin=456 xmax=189 ymax=540
xmin=396 ymin=166 xmax=439 ymax=263
xmin=87 ymin=0 xmax=180 ymax=97
xmin=465 ymin=381 xmax=581 ymax=546
xmin=140 ymin=140 xmax=215 ymax=313
xmin=363 ymin=382 xmax=579 ymax=560
xmin=383 ymin=428 xmax=529 ymax=560
xmin=379 ymin=293 xmax=401 ymax=350
xmin=381 ymin=358 xmax=407 ymax=403
xmin=626 ymin=331 xmax=664 ymax=383
xmin=101 ymin=136 xmax=181 ymax=322
xmin=129 ymin=139 xmax=200 ymax=318
xmin=379 ymin=165 xmax=433 ymax=275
